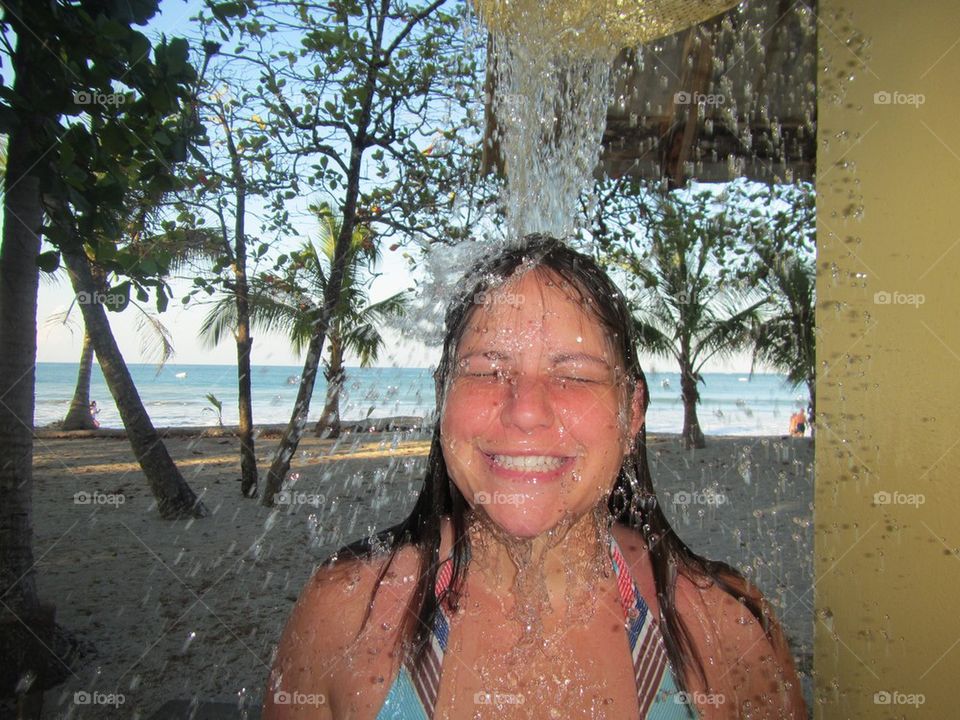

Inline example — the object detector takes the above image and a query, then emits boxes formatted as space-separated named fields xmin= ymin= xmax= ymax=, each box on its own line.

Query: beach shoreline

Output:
xmin=34 ymin=415 xmax=434 ymax=440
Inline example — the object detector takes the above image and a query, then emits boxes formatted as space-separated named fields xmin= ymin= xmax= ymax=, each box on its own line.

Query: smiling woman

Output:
xmin=262 ymin=236 xmax=807 ymax=720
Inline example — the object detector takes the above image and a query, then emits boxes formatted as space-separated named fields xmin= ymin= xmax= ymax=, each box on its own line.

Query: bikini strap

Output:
xmin=609 ymin=535 xmax=689 ymax=718
xmin=403 ymin=557 xmax=455 ymax=717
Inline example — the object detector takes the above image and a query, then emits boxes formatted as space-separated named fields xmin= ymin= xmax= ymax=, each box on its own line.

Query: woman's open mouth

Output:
xmin=481 ymin=451 xmax=575 ymax=481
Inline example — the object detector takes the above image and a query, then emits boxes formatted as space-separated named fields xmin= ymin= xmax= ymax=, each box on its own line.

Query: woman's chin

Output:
xmin=481 ymin=506 xmax=564 ymax=539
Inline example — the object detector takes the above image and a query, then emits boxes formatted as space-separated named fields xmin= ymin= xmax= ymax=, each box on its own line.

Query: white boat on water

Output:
xmin=175 ymin=371 xmax=188 ymax=379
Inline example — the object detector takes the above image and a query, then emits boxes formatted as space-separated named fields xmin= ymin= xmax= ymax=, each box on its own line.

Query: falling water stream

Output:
xmin=489 ymin=24 xmax=615 ymax=238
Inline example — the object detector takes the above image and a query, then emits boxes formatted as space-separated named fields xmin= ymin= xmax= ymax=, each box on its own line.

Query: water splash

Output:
xmin=490 ymin=26 xmax=613 ymax=239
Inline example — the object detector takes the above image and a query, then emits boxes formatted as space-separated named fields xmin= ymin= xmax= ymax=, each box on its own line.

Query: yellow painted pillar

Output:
xmin=816 ymin=0 xmax=960 ymax=716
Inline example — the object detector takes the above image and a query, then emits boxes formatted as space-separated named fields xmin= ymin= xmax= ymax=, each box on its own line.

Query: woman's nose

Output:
xmin=500 ymin=375 xmax=554 ymax=431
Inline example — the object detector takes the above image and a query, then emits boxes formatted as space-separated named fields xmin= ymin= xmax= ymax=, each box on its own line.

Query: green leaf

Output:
xmin=36 ymin=251 xmax=61 ymax=273
xmin=211 ymin=1 xmax=248 ymax=21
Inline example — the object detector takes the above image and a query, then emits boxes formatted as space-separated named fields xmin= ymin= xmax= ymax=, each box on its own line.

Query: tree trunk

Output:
xmin=0 ymin=33 xmax=53 ymax=702
xmin=262 ymin=134 xmax=368 ymax=506
xmin=680 ymin=366 xmax=706 ymax=449
xmin=262 ymin=330 xmax=327 ymax=506
xmin=61 ymin=247 xmax=207 ymax=519
xmin=232 ymin=181 xmax=257 ymax=498
xmin=315 ymin=368 xmax=345 ymax=439
xmin=61 ymin=330 xmax=98 ymax=430
xmin=222 ymin=120 xmax=258 ymax=499
xmin=62 ymin=263 xmax=108 ymax=431
xmin=315 ymin=337 xmax=344 ymax=439
xmin=0 ymin=85 xmax=44 ymax=622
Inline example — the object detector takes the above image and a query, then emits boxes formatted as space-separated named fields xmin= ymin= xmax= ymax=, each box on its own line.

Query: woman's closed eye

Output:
xmin=461 ymin=366 xmax=512 ymax=382
xmin=554 ymin=375 xmax=597 ymax=385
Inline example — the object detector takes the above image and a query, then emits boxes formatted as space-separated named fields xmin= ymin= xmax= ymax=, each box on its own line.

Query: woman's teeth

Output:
xmin=491 ymin=455 xmax=567 ymax=471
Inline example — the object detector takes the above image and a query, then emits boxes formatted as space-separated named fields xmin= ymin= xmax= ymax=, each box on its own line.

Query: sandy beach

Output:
xmin=20 ymin=426 xmax=813 ymax=718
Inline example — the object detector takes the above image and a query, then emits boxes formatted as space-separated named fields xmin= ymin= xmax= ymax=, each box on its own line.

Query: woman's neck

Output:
xmin=445 ymin=506 xmax=614 ymax=636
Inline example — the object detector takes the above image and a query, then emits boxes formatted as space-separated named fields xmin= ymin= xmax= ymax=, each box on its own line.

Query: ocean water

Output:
xmin=34 ymin=363 xmax=807 ymax=436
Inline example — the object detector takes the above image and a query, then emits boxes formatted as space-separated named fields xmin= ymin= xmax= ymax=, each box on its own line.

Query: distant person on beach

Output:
xmin=789 ymin=410 xmax=806 ymax=437
xmin=89 ymin=401 xmax=100 ymax=429
xmin=264 ymin=236 xmax=807 ymax=719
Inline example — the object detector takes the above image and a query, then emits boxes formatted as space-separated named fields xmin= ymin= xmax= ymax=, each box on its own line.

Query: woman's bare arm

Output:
xmin=262 ymin=561 xmax=367 ymax=720
xmin=681 ymin=576 xmax=807 ymax=719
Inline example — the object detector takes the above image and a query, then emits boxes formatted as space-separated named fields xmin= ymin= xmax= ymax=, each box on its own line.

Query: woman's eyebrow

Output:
xmin=457 ymin=350 xmax=510 ymax=363
xmin=458 ymin=351 xmax=610 ymax=367
xmin=549 ymin=352 xmax=611 ymax=367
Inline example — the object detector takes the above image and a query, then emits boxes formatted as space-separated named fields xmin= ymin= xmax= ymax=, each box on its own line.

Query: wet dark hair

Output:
xmin=340 ymin=234 xmax=773 ymax=697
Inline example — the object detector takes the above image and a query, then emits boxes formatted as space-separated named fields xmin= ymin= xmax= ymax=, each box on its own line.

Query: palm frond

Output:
xmin=133 ymin=305 xmax=175 ymax=373
xmin=199 ymin=295 xmax=238 ymax=347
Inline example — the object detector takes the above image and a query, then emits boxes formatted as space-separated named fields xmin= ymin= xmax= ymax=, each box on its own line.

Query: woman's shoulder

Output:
xmin=292 ymin=543 xmax=421 ymax=641
xmin=262 ymin=544 xmax=421 ymax=719
xmin=609 ymin=522 xmax=772 ymax=619
xmin=611 ymin=523 xmax=806 ymax=717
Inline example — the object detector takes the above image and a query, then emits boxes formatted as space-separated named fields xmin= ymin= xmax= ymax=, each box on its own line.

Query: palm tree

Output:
xmin=314 ymin=300 xmax=406 ymax=439
xmin=751 ymin=250 xmax=816 ymax=423
xmin=200 ymin=204 xmax=408 ymax=474
xmin=43 ymin=179 xmax=215 ymax=517
xmin=619 ymin=191 xmax=765 ymax=449
xmin=55 ymin=263 xmax=112 ymax=431
xmin=59 ymin=246 xmax=209 ymax=519
xmin=50 ymin=286 xmax=176 ymax=432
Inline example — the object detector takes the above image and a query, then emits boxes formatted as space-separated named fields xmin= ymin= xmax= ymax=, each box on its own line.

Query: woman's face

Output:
xmin=440 ymin=268 xmax=645 ymax=538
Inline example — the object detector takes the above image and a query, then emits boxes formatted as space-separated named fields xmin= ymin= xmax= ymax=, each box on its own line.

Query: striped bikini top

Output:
xmin=376 ymin=534 xmax=698 ymax=719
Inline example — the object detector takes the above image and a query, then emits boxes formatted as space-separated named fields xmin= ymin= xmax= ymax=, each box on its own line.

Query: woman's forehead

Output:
xmin=458 ymin=269 xmax=614 ymax=356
